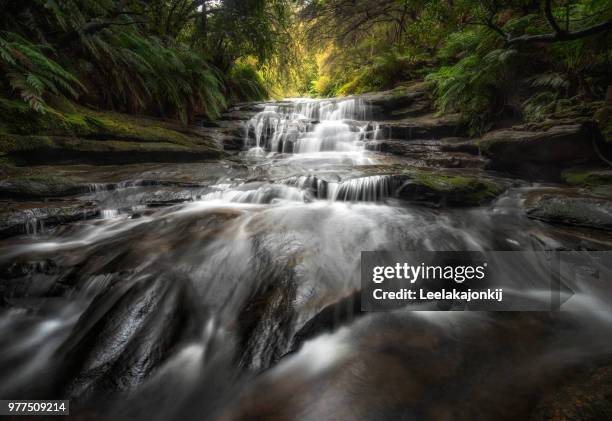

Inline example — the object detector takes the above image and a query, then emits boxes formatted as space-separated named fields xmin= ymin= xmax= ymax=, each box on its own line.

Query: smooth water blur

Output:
xmin=1 ymin=98 xmax=611 ymax=420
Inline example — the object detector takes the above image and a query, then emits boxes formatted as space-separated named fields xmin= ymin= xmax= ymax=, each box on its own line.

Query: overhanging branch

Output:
xmin=480 ymin=0 xmax=612 ymax=46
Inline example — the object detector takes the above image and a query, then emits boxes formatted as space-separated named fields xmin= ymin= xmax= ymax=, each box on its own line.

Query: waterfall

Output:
xmin=201 ymin=183 xmax=310 ymax=204
xmin=5 ymin=90 xmax=612 ymax=421
xmin=198 ymin=174 xmax=394 ymax=205
xmin=327 ymin=175 xmax=395 ymax=202
xmin=279 ymin=175 xmax=327 ymax=199
xmin=24 ymin=213 xmax=43 ymax=235
xmin=101 ymin=209 xmax=119 ymax=219
xmin=243 ymin=98 xmax=372 ymax=156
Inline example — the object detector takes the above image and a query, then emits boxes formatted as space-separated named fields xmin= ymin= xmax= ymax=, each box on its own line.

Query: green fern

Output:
xmin=0 ymin=32 xmax=84 ymax=113
xmin=522 ymin=91 xmax=559 ymax=122
xmin=227 ymin=62 xmax=269 ymax=102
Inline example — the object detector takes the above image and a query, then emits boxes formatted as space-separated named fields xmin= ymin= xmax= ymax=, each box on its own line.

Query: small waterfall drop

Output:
xmin=327 ymin=175 xmax=395 ymax=202
xmin=244 ymin=98 xmax=373 ymax=160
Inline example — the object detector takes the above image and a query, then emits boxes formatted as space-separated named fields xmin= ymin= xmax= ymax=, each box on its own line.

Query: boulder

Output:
xmin=395 ymin=170 xmax=507 ymax=207
xmin=57 ymin=272 xmax=203 ymax=400
xmin=525 ymin=192 xmax=612 ymax=231
xmin=562 ymin=166 xmax=612 ymax=187
xmin=289 ymin=290 xmax=362 ymax=354
xmin=478 ymin=124 xmax=595 ymax=171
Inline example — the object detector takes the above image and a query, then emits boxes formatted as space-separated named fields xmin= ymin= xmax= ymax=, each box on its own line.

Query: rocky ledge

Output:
xmin=477 ymin=123 xmax=598 ymax=178
xmin=0 ymin=99 xmax=224 ymax=164
xmin=525 ymin=189 xmax=612 ymax=232
xmin=0 ymin=201 xmax=100 ymax=237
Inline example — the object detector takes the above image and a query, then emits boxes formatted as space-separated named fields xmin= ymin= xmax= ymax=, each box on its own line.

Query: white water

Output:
xmin=1 ymin=96 xmax=612 ymax=421
xmin=244 ymin=98 xmax=374 ymax=165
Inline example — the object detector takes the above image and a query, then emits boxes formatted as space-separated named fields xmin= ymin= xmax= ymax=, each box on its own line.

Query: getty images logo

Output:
xmin=371 ymin=262 xmax=488 ymax=284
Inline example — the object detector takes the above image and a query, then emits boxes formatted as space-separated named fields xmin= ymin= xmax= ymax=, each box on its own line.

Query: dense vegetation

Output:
xmin=0 ymin=0 xmax=297 ymax=122
xmin=299 ymin=0 xmax=612 ymax=133
xmin=0 ymin=1 xmax=610 ymax=133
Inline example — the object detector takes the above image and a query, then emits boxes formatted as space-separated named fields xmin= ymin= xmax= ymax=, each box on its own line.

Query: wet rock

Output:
xmin=224 ymin=102 xmax=273 ymax=114
xmin=143 ymin=190 xmax=195 ymax=207
xmin=235 ymin=240 xmax=299 ymax=371
xmin=0 ymin=176 xmax=91 ymax=200
xmin=438 ymin=137 xmax=480 ymax=154
xmin=396 ymin=171 xmax=506 ymax=207
xmin=236 ymin=276 xmax=297 ymax=371
xmin=57 ymin=272 xmax=203 ymax=400
xmin=279 ymin=175 xmax=327 ymax=198
xmin=478 ymin=124 xmax=595 ymax=175
xmin=289 ymin=290 xmax=362 ymax=354
xmin=424 ymin=153 xmax=488 ymax=169
xmin=530 ymin=366 xmax=612 ymax=420
xmin=219 ymin=108 xmax=260 ymax=122
xmin=0 ymin=259 xmax=60 ymax=305
xmin=376 ymin=113 xmax=467 ymax=139
xmin=525 ymin=192 xmax=612 ymax=231
xmin=357 ymin=82 xmax=432 ymax=120
xmin=214 ymin=120 xmax=248 ymax=151
xmin=562 ymin=166 xmax=612 ymax=187
xmin=368 ymin=139 xmax=487 ymax=169
xmin=225 ymin=312 xmax=593 ymax=421
xmin=367 ymin=139 xmax=437 ymax=156
xmin=0 ymin=203 xmax=100 ymax=238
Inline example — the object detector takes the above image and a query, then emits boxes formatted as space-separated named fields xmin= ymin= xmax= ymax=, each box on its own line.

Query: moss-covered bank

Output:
xmin=0 ymin=99 xmax=224 ymax=165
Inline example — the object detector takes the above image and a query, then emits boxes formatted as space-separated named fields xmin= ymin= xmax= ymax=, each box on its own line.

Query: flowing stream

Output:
xmin=1 ymin=97 xmax=611 ymax=420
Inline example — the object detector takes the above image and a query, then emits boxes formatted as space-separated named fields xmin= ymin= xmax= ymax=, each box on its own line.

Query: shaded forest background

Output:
xmin=1 ymin=0 xmax=611 ymax=133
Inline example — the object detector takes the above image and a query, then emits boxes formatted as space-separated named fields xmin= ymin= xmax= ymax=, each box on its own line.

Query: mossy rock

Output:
xmin=525 ymin=192 xmax=612 ymax=231
xmin=0 ymin=99 xmax=224 ymax=163
xmin=396 ymin=170 xmax=506 ymax=207
xmin=562 ymin=166 xmax=612 ymax=186
xmin=0 ymin=133 xmax=222 ymax=164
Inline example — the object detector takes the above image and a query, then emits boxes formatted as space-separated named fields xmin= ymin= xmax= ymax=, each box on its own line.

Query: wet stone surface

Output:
xmin=1 ymin=95 xmax=611 ymax=420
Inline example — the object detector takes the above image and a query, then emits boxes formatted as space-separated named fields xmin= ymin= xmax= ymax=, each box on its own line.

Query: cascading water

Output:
xmin=1 ymin=96 xmax=611 ymax=421
xmin=244 ymin=98 xmax=373 ymax=164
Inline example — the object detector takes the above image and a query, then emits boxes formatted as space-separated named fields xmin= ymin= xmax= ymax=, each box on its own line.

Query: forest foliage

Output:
xmin=299 ymin=0 xmax=612 ymax=133
xmin=0 ymin=0 xmax=297 ymax=122
xmin=0 ymin=1 xmax=610 ymax=131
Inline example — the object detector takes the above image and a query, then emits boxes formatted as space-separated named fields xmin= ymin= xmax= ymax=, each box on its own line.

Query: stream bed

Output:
xmin=1 ymin=97 xmax=612 ymax=420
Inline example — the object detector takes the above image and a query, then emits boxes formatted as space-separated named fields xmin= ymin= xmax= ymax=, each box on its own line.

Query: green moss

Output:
xmin=562 ymin=166 xmax=612 ymax=186
xmin=0 ymin=134 xmax=54 ymax=154
xmin=0 ymin=99 xmax=223 ymax=163
xmin=412 ymin=172 xmax=502 ymax=204
xmin=380 ymin=166 xmax=507 ymax=207
xmin=413 ymin=172 xmax=472 ymax=190
xmin=81 ymin=111 xmax=198 ymax=145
